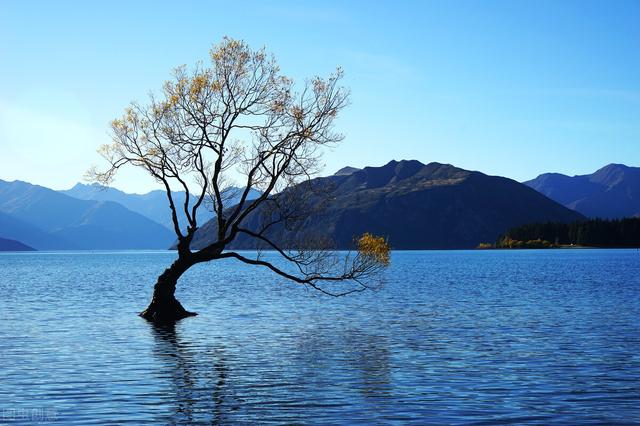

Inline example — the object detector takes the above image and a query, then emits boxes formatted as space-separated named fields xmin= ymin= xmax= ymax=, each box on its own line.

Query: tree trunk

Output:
xmin=140 ymin=257 xmax=197 ymax=322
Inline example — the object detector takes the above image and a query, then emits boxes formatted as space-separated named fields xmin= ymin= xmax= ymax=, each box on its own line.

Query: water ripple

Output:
xmin=1 ymin=250 xmax=640 ymax=424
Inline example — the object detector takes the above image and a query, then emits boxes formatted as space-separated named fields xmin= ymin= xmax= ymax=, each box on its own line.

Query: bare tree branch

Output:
xmin=90 ymin=37 xmax=389 ymax=300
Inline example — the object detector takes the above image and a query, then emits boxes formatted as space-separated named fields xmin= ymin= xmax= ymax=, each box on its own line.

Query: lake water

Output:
xmin=1 ymin=250 xmax=640 ymax=424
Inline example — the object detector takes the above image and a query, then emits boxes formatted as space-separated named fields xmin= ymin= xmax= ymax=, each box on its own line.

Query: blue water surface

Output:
xmin=1 ymin=249 xmax=639 ymax=424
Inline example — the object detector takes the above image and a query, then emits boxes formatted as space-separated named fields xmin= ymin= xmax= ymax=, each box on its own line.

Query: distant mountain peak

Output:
xmin=525 ymin=163 xmax=640 ymax=218
xmin=591 ymin=163 xmax=630 ymax=179
xmin=378 ymin=159 xmax=426 ymax=170
xmin=598 ymin=163 xmax=629 ymax=171
xmin=387 ymin=159 xmax=423 ymax=166
xmin=69 ymin=182 xmax=107 ymax=191
xmin=334 ymin=166 xmax=360 ymax=176
xmin=333 ymin=160 xmax=471 ymax=192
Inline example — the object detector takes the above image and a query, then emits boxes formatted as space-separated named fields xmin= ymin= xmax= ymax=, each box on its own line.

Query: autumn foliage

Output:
xmin=357 ymin=233 xmax=390 ymax=267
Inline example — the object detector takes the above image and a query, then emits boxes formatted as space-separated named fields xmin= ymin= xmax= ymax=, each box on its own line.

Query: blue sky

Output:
xmin=1 ymin=0 xmax=638 ymax=193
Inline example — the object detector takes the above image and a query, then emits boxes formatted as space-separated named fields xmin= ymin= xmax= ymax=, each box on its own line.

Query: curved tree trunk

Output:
xmin=140 ymin=257 xmax=197 ymax=322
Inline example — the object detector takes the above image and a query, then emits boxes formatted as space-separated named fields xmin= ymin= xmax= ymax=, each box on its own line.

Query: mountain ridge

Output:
xmin=525 ymin=163 xmax=640 ymax=218
xmin=0 ymin=179 xmax=175 ymax=249
xmin=189 ymin=160 xmax=585 ymax=250
xmin=61 ymin=183 xmax=261 ymax=232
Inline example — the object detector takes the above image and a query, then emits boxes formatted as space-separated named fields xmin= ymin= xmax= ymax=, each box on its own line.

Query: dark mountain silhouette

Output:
xmin=61 ymin=183 xmax=261 ymax=232
xmin=0 ymin=236 xmax=35 ymax=251
xmin=189 ymin=160 xmax=585 ymax=250
xmin=525 ymin=164 xmax=640 ymax=218
xmin=0 ymin=179 xmax=174 ymax=249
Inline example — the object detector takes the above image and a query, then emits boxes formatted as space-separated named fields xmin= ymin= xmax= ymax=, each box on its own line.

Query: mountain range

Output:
xmin=525 ymin=164 xmax=640 ymax=219
xmin=0 ymin=179 xmax=261 ymax=250
xmin=0 ymin=179 xmax=174 ymax=250
xmin=61 ymin=183 xmax=261 ymax=232
xmin=189 ymin=160 xmax=585 ymax=250
xmin=2 ymin=161 xmax=638 ymax=251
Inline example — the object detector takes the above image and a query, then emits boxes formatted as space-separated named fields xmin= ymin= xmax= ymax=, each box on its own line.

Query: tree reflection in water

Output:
xmin=344 ymin=331 xmax=393 ymax=401
xmin=292 ymin=326 xmax=394 ymax=405
xmin=148 ymin=321 xmax=395 ymax=423
xmin=149 ymin=322 xmax=237 ymax=424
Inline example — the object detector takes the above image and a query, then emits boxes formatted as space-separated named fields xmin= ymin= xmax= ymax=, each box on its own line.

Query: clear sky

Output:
xmin=1 ymin=0 xmax=638 ymax=193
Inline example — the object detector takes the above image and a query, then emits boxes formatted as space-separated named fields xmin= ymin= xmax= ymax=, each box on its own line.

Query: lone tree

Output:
xmin=92 ymin=38 xmax=390 ymax=322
